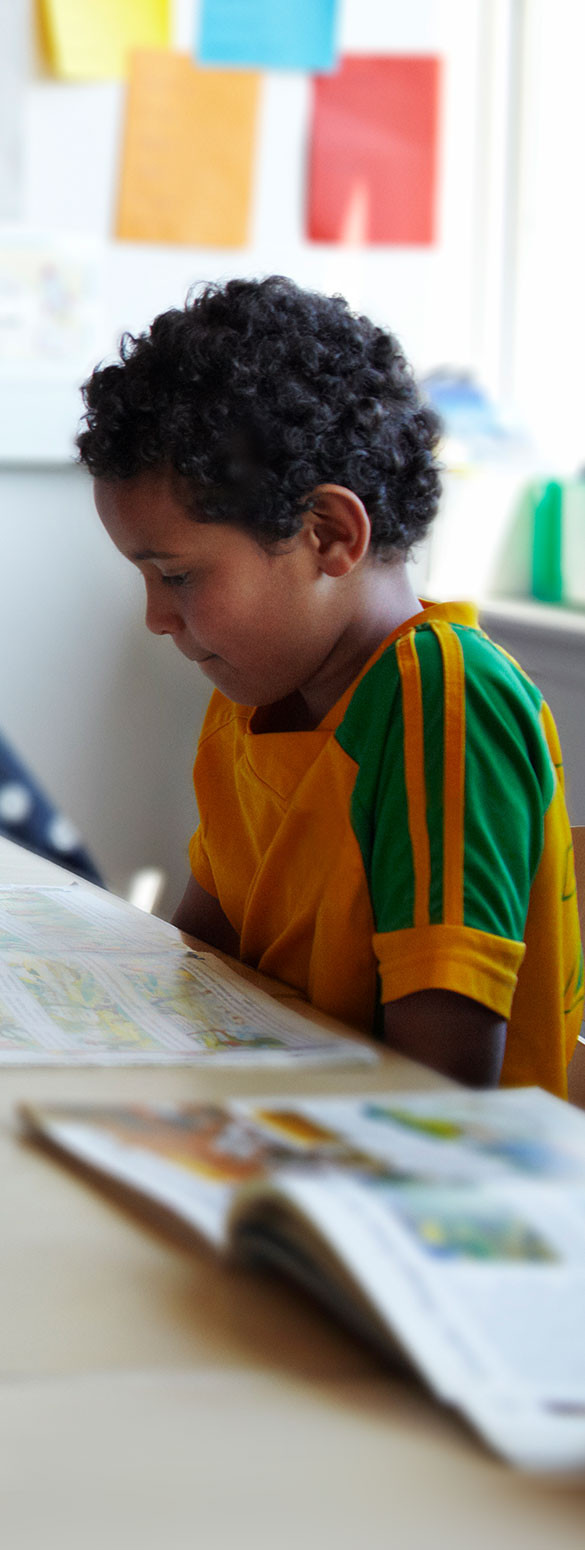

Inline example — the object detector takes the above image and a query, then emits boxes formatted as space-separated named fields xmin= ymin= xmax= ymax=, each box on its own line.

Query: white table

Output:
xmin=0 ymin=838 xmax=583 ymax=1548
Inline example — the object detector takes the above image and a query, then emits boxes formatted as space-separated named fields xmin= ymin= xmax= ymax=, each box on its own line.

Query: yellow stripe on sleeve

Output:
xmin=396 ymin=633 xmax=430 ymax=927
xmin=430 ymin=621 xmax=466 ymax=924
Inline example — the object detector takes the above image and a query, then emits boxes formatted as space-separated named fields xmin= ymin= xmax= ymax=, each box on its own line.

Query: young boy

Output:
xmin=77 ymin=276 xmax=583 ymax=1095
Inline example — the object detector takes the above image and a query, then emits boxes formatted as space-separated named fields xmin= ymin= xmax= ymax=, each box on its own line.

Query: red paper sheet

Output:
xmin=307 ymin=55 xmax=441 ymax=245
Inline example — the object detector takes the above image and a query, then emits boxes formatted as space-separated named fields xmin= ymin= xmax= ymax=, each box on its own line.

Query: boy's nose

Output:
xmin=144 ymin=581 xmax=180 ymax=636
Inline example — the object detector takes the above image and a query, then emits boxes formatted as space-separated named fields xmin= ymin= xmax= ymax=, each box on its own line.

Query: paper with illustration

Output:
xmin=22 ymin=1085 xmax=585 ymax=1471
xmin=0 ymin=885 xmax=375 ymax=1067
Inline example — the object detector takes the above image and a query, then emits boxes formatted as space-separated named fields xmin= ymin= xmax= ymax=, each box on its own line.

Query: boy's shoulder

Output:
xmin=362 ymin=600 xmax=541 ymax=702
xmin=338 ymin=601 xmax=544 ymax=754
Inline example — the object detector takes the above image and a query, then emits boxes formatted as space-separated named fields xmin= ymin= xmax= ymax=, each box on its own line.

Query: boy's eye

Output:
xmin=160 ymin=572 xmax=191 ymax=589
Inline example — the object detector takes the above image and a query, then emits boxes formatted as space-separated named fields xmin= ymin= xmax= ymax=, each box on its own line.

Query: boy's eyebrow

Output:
xmin=131 ymin=548 xmax=181 ymax=562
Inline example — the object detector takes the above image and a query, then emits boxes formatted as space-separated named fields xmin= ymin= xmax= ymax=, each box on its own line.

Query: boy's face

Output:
xmin=94 ymin=470 xmax=349 ymax=709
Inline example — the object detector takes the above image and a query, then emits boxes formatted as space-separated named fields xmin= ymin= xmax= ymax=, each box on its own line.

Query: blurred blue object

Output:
xmin=421 ymin=370 xmax=525 ymax=460
xmin=198 ymin=0 xmax=338 ymax=72
xmin=0 ymin=732 xmax=104 ymax=887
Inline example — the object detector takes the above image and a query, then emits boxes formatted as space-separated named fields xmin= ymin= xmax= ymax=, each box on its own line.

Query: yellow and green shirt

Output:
xmin=189 ymin=601 xmax=583 ymax=1095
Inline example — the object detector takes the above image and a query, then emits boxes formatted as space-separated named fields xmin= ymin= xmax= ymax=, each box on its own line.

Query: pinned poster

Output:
xmin=307 ymin=56 xmax=441 ymax=245
xmin=197 ymin=0 xmax=339 ymax=72
xmin=39 ymin=0 xmax=170 ymax=80
xmin=116 ymin=51 xmax=260 ymax=247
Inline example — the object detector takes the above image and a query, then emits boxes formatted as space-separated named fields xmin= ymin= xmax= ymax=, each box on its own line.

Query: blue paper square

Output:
xmin=197 ymin=0 xmax=339 ymax=73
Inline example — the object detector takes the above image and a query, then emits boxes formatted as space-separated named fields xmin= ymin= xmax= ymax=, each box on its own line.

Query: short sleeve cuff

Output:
xmin=188 ymin=826 xmax=217 ymax=898
xmin=374 ymin=923 xmax=526 ymax=1020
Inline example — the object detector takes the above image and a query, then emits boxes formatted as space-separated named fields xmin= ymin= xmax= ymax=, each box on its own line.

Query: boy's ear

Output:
xmin=303 ymin=485 xmax=371 ymax=576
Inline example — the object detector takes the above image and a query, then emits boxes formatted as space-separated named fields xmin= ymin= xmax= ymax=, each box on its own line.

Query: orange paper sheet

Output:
xmin=307 ymin=55 xmax=441 ymax=245
xmin=116 ymin=50 xmax=260 ymax=248
xmin=39 ymin=0 xmax=170 ymax=80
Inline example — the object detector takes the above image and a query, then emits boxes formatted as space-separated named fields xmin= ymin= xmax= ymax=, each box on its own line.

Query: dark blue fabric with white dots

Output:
xmin=0 ymin=734 xmax=104 ymax=887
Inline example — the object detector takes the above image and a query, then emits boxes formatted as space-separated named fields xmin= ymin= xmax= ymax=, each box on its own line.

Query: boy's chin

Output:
xmin=197 ymin=655 xmax=295 ymax=709
xmin=195 ymin=655 xmax=256 ymax=702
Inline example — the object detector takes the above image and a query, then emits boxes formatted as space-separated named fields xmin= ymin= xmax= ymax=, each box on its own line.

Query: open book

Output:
xmin=0 ymin=884 xmax=374 ymax=1068
xmin=21 ymin=1085 xmax=585 ymax=1472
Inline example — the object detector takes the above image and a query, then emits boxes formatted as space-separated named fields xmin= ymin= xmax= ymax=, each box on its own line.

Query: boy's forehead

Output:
xmin=93 ymin=471 xmax=268 ymax=568
xmin=94 ymin=470 xmax=201 ymax=546
xmin=95 ymin=467 xmax=179 ymax=512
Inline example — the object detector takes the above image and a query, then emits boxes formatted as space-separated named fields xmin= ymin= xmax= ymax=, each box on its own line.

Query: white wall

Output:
xmin=0 ymin=466 xmax=208 ymax=905
xmin=511 ymin=0 xmax=585 ymax=469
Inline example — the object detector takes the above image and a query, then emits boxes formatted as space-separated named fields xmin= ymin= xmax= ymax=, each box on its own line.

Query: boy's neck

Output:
xmin=260 ymin=561 xmax=424 ymax=733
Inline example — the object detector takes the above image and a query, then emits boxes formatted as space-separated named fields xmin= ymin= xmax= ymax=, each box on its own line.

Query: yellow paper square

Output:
xmin=116 ymin=51 xmax=260 ymax=248
xmin=40 ymin=0 xmax=170 ymax=80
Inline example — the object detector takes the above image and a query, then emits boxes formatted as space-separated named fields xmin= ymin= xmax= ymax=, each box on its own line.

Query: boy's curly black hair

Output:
xmin=77 ymin=275 xmax=442 ymax=556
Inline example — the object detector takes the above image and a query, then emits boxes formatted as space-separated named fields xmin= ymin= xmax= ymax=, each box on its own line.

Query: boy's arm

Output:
xmin=172 ymin=875 xmax=240 ymax=956
xmin=383 ymin=991 xmax=507 ymax=1088
xmin=173 ymin=878 xmax=506 ymax=1079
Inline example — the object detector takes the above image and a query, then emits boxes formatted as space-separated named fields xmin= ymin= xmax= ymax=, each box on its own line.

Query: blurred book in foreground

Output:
xmin=21 ymin=1085 xmax=585 ymax=1472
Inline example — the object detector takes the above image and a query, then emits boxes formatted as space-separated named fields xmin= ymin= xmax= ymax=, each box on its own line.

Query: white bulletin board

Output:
xmin=0 ymin=0 xmax=491 ymax=462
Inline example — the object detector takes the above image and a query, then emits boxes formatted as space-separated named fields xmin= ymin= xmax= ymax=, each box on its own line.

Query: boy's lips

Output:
xmin=176 ymin=642 xmax=218 ymax=664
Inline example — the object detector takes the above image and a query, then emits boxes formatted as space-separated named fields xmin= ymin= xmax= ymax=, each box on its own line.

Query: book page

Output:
xmin=230 ymin=1089 xmax=585 ymax=1470
xmin=21 ymin=1100 xmax=317 ymax=1248
xmin=24 ymin=1086 xmax=441 ymax=1246
xmin=269 ymin=1165 xmax=585 ymax=1471
xmin=231 ymin=1087 xmax=585 ymax=1187
xmin=0 ymin=886 xmax=375 ymax=1067
xmin=21 ymin=1086 xmax=585 ymax=1466
xmin=23 ymin=1083 xmax=585 ymax=1268
xmin=0 ymin=885 xmax=180 ymax=952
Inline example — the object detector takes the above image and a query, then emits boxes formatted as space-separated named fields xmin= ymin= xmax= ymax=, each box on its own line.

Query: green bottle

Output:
xmin=531 ymin=480 xmax=563 ymax=603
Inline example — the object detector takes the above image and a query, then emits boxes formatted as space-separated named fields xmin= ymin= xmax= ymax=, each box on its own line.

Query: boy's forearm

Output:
xmin=172 ymin=874 xmax=240 ymax=956
xmin=383 ymin=989 xmax=507 ymax=1088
